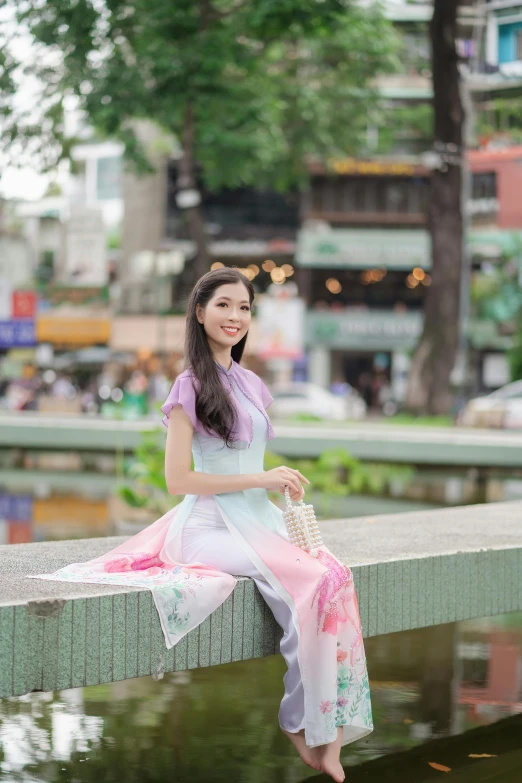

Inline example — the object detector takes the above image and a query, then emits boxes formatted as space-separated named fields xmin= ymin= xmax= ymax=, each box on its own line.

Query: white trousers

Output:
xmin=181 ymin=495 xmax=305 ymax=734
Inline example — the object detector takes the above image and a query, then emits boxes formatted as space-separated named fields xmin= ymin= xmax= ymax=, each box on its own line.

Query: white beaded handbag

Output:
xmin=283 ymin=484 xmax=323 ymax=558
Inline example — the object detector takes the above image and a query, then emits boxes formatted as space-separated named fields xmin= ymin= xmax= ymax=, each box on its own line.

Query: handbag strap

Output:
xmin=284 ymin=484 xmax=305 ymax=509
xmin=284 ymin=485 xmax=317 ymax=556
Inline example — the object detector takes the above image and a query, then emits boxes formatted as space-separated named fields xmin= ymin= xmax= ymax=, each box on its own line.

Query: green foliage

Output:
xmin=34 ymin=250 xmax=55 ymax=285
xmin=380 ymin=414 xmax=453 ymax=427
xmin=7 ymin=0 xmax=397 ymax=188
xmin=117 ymin=430 xmax=184 ymax=515
xmin=118 ymin=429 xmax=413 ymax=518
xmin=43 ymin=180 xmax=62 ymax=196
xmin=106 ymin=228 xmax=121 ymax=250
xmin=469 ymin=241 xmax=522 ymax=382
xmin=476 ymin=97 xmax=522 ymax=143
xmin=509 ymin=312 xmax=522 ymax=381
xmin=244 ymin=446 xmax=412 ymax=512
xmin=287 ymin=412 xmax=323 ymax=422
xmin=470 ymin=238 xmax=522 ymax=324
xmin=373 ymin=102 xmax=433 ymax=154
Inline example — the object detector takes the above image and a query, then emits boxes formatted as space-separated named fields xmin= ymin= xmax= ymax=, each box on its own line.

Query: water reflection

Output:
xmin=4 ymin=462 xmax=522 ymax=544
xmin=1 ymin=613 xmax=521 ymax=782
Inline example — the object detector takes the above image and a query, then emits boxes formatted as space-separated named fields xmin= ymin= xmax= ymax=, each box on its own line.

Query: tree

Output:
xmin=405 ymin=0 xmax=464 ymax=415
xmin=6 ymin=0 xmax=396 ymax=294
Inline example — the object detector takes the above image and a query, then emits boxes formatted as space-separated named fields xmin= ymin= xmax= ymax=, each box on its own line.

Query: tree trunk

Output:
xmin=406 ymin=0 xmax=464 ymax=415
xmin=175 ymin=105 xmax=211 ymax=304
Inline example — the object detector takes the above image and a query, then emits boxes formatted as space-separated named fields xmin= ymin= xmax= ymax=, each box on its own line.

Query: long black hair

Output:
xmin=182 ymin=267 xmax=255 ymax=447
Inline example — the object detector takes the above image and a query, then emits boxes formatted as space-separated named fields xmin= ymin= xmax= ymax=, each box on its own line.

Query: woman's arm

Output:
xmin=164 ymin=406 xmax=263 ymax=495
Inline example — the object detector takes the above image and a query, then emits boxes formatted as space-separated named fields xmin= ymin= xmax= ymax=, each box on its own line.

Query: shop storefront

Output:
xmin=305 ymin=310 xmax=423 ymax=406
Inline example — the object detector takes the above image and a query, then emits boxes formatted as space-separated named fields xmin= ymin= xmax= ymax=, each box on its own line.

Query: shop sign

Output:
xmin=0 ymin=493 xmax=33 ymax=521
xmin=36 ymin=316 xmax=111 ymax=346
xmin=257 ymin=294 xmax=305 ymax=360
xmin=12 ymin=290 xmax=38 ymax=318
xmin=305 ymin=311 xmax=423 ymax=350
xmin=327 ymin=158 xmax=419 ymax=176
xmin=170 ymin=237 xmax=296 ymax=259
xmin=39 ymin=285 xmax=109 ymax=307
xmin=0 ymin=521 xmax=33 ymax=545
xmin=0 ymin=320 xmax=36 ymax=348
xmin=297 ymin=228 xmax=431 ymax=270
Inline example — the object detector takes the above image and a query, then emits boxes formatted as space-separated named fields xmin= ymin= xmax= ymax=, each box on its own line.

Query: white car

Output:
xmin=458 ymin=379 xmax=522 ymax=429
xmin=269 ymin=382 xmax=366 ymax=422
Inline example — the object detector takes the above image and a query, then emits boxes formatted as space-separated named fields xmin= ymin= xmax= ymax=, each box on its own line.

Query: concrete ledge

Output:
xmin=3 ymin=412 xmax=522 ymax=466
xmin=1 ymin=500 xmax=522 ymax=699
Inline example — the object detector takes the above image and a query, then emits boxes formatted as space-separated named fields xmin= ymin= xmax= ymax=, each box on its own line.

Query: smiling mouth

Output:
xmin=221 ymin=327 xmax=239 ymax=335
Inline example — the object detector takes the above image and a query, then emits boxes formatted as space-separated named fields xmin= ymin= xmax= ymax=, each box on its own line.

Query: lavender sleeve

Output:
xmin=259 ymin=378 xmax=273 ymax=410
xmin=161 ymin=374 xmax=200 ymax=430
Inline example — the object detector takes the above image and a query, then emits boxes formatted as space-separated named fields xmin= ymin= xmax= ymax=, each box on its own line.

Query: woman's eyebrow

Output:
xmin=216 ymin=296 xmax=250 ymax=304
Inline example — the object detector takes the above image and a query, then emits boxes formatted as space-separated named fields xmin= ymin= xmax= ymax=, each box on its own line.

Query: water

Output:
xmin=2 ymin=457 xmax=522 ymax=544
xmin=2 ymin=448 xmax=522 ymax=779
xmin=1 ymin=613 xmax=521 ymax=782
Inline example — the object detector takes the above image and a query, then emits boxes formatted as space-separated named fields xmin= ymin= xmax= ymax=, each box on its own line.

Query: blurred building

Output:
xmin=295 ymin=157 xmax=429 ymax=401
xmin=19 ymin=1 xmax=521 ymax=403
xmin=289 ymin=1 xmax=522 ymax=400
xmin=481 ymin=0 xmax=522 ymax=80
xmin=67 ymin=141 xmax=124 ymax=229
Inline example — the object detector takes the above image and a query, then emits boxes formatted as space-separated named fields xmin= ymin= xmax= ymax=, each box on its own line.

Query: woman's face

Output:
xmin=196 ymin=282 xmax=252 ymax=350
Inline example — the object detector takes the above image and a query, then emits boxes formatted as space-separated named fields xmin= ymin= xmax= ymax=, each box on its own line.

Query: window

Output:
xmin=309 ymin=176 xmax=428 ymax=216
xmin=96 ymin=156 xmax=122 ymax=200
xmin=472 ymin=172 xmax=497 ymax=200
xmin=517 ymin=29 xmax=522 ymax=61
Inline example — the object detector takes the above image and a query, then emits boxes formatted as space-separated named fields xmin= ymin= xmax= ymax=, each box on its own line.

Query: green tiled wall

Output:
xmin=1 ymin=549 xmax=522 ymax=699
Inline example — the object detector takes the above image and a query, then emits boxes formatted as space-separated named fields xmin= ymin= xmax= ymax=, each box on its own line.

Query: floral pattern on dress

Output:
xmin=311 ymin=549 xmax=354 ymax=635
xmin=103 ymin=552 xmax=165 ymax=572
xmin=152 ymin=572 xmax=204 ymax=634
xmin=320 ymin=637 xmax=373 ymax=735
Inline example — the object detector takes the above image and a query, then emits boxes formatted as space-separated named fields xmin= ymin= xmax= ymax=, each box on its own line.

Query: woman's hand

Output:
xmin=257 ymin=466 xmax=310 ymax=501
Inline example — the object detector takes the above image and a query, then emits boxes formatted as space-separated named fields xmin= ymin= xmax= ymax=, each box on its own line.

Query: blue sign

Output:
xmin=0 ymin=494 xmax=33 ymax=521
xmin=0 ymin=320 xmax=36 ymax=348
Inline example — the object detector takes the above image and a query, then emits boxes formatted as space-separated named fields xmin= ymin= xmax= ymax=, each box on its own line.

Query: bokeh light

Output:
xmin=326 ymin=278 xmax=342 ymax=294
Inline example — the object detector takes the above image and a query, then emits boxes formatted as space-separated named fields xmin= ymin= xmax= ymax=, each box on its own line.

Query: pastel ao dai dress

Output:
xmin=28 ymin=359 xmax=373 ymax=749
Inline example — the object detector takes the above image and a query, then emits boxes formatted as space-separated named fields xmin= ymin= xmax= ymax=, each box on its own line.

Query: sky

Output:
xmin=0 ymin=5 xmax=53 ymax=201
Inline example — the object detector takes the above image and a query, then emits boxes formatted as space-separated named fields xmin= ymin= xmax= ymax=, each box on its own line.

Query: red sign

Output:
xmin=8 ymin=522 xmax=32 ymax=544
xmin=12 ymin=291 xmax=37 ymax=319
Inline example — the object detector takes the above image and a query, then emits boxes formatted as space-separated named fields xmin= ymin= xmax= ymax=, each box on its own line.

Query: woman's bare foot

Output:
xmin=320 ymin=727 xmax=345 ymax=782
xmin=281 ymin=728 xmax=323 ymax=770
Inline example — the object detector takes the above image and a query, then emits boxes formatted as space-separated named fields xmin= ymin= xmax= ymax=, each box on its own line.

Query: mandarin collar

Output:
xmin=215 ymin=358 xmax=236 ymax=376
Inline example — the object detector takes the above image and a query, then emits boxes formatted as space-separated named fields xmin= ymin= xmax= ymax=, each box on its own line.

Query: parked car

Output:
xmin=458 ymin=380 xmax=522 ymax=429
xmin=269 ymin=382 xmax=366 ymax=421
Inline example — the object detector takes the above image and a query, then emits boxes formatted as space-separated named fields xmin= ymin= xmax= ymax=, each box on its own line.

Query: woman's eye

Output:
xmin=217 ymin=303 xmax=250 ymax=311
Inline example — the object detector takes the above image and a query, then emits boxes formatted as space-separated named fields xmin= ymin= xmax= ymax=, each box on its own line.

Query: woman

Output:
xmin=30 ymin=268 xmax=372 ymax=782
